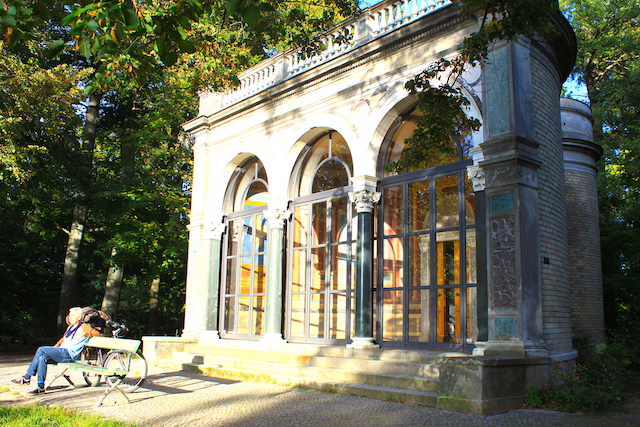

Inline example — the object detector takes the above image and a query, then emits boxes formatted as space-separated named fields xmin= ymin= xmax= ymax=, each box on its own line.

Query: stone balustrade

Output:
xmin=219 ymin=0 xmax=452 ymax=109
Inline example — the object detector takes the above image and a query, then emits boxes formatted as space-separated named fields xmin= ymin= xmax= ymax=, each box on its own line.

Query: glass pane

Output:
xmin=466 ymin=229 xmax=477 ymax=284
xmin=240 ymin=256 xmax=251 ymax=294
xmin=225 ymin=258 xmax=237 ymax=294
xmin=244 ymin=181 xmax=268 ymax=210
xmin=436 ymin=232 xmax=460 ymax=286
xmin=436 ymin=288 xmax=460 ymax=343
xmin=227 ymin=220 xmax=238 ymax=256
xmin=223 ymin=296 xmax=235 ymax=333
xmin=329 ymin=292 xmax=347 ymax=340
xmin=255 ymin=214 xmax=267 ymax=252
xmin=408 ymin=180 xmax=430 ymax=232
xmin=312 ymin=202 xmax=327 ymax=245
xmin=313 ymin=159 xmax=349 ymax=193
xmin=309 ymin=293 xmax=325 ymax=338
xmin=436 ymin=174 xmax=459 ymax=229
xmin=253 ymin=296 xmax=264 ymax=335
xmin=331 ymin=132 xmax=353 ymax=174
xmin=289 ymin=294 xmax=305 ymax=337
xmin=382 ymin=290 xmax=403 ymax=341
xmin=241 ymin=216 xmax=253 ymax=255
xmin=237 ymin=296 xmax=250 ymax=335
xmin=331 ymin=197 xmax=348 ymax=243
xmin=409 ymin=235 xmax=430 ymax=287
xmin=254 ymin=254 xmax=266 ymax=293
xmin=466 ymin=287 xmax=478 ymax=345
xmin=465 ymin=173 xmax=476 ymax=225
xmin=383 ymin=185 xmax=403 ymax=235
xmin=382 ymin=237 xmax=403 ymax=288
xmin=311 ymin=247 xmax=326 ymax=291
xmin=292 ymin=249 xmax=307 ymax=292
xmin=331 ymin=244 xmax=349 ymax=290
xmin=408 ymin=289 xmax=430 ymax=342
xmin=293 ymin=205 xmax=308 ymax=247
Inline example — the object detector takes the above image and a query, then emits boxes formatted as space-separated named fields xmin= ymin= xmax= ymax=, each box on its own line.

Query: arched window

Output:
xmin=376 ymin=105 xmax=478 ymax=351
xmin=287 ymin=131 xmax=356 ymax=344
xmin=221 ymin=157 xmax=269 ymax=339
xmin=297 ymin=131 xmax=353 ymax=196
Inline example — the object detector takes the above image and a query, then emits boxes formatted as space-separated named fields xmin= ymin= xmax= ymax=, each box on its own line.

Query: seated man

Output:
xmin=12 ymin=307 xmax=101 ymax=394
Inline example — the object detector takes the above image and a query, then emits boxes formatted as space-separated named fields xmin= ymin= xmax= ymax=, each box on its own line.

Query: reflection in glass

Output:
xmin=312 ymin=202 xmax=327 ymax=245
xmin=290 ymin=294 xmax=305 ymax=337
xmin=238 ymin=296 xmax=250 ymax=334
xmin=465 ymin=173 xmax=476 ymax=225
xmin=313 ymin=159 xmax=350 ymax=192
xmin=436 ymin=288 xmax=460 ymax=343
xmin=409 ymin=180 xmax=430 ymax=232
xmin=383 ymin=185 xmax=403 ymax=235
xmin=291 ymin=249 xmax=307 ymax=293
xmin=382 ymin=290 xmax=403 ymax=341
xmin=253 ymin=296 xmax=264 ymax=335
xmin=436 ymin=232 xmax=460 ymax=286
xmin=383 ymin=237 xmax=404 ymax=288
xmin=331 ymin=244 xmax=348 ymax=290
xmin=409 ymin=235 xmax=430 ymax=287
xmin=311 ymin=247 xmax=326 ymax=291
xmin=329 ymin=293 xmax=347 ymax=339
xmin=408 ymin=289 xmax=430 ymax=342
xmin=331 ymin=197 xmax=348 ymax=243
xmin=224 ymin=296 xmax=235 ymax=333
xmin=293 ymin=205 xmax=308 ymax=247
xmin=466 ymin=287 xmax=478 ymax=344
xmin=436 ymin=175 xmax=459 ymax=229
xmin=309 ymin=293 xmax=325 ymax=338
xmin=466 ymin=229 xmax=477 ymax=284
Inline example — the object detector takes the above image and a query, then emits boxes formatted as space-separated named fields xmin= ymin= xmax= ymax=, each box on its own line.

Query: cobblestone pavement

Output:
xmin=1 ymin=353 xmax=638 ymax=427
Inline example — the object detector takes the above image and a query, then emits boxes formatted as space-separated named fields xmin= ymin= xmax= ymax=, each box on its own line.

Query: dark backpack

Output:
xmin=80 ymin=307 xmax=111 ymax=332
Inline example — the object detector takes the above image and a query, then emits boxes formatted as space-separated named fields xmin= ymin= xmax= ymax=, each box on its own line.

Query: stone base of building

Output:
xmin=436 ymin=355 xmax=551 ymax=414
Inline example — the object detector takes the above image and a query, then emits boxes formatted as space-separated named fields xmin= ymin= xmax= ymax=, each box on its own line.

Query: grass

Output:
xmin=0 ymin=404 xmax=138 ymax=427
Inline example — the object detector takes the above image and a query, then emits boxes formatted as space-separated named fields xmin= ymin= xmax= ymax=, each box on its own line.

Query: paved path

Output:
xmin=1 ymin=353 xmax=638 ymax=427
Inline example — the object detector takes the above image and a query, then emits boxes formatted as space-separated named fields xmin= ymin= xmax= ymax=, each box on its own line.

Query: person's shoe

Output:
xmin=11 ymin=376 xmax=28 ymax=385
xmin=28 ymin=387 xmax=45 ymax=394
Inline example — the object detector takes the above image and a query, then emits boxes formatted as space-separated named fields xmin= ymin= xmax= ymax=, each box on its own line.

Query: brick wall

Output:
xmin=531 ymin=53 xmax=573 ymax=356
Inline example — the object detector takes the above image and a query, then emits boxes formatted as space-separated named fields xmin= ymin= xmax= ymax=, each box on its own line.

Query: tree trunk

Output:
xmin=56 ymin=92 xmax=101 ymax=333
xmin=148 ymin=276 xmax=161 ymax=334
xmin=101 ymin=248 xmax=124 ymax=318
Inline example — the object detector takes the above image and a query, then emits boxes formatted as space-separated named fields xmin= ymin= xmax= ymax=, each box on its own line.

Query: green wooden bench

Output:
xmin=46 ymin=336 xmax=142 ymax=407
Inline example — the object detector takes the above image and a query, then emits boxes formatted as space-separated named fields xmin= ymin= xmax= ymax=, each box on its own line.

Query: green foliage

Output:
xmin=562 ymin=0 xmax=640 ymax=345
xmin=0 ymin=403 xmax=137 ymax=427
xmin=525 ymin=343 xmax=633 ymax=412
xmin=389 ymin=0 xmax=558 ymax=172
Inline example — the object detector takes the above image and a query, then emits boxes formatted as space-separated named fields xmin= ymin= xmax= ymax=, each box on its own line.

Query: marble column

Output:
xmin=198 ymin=221 xmax=226 ymax=343
xmin=260 ymin=206 xmax=291 ymax=344
xmin=347 ymin=187 xmax=380 ymax=349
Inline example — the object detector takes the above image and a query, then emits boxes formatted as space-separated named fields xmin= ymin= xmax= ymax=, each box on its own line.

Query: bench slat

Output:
xmin=57 ymin=362 xmax=127 ymax=377
xmin=85 ymin=336 xmax=140 ymax=353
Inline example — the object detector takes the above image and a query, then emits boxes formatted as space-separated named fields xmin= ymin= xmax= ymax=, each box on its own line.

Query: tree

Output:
xmin=1 ymin=0 xmax=361 ymax=334
xmin=560 ymin=0 xmax=640 ymax=342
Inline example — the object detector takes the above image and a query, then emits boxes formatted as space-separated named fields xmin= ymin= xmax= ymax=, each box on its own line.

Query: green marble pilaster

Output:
xmin=261 ymin=207 xmax=291 ymax=343
xmin=347 ymin=189 xmax=380 ymax=349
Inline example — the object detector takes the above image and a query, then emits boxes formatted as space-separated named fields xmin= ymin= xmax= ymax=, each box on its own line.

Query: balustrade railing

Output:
xmin=219 ymin=0 xmax=452 ymax=108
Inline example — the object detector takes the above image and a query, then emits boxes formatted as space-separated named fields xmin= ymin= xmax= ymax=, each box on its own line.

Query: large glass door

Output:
xmin=287 ymin=194 xmax=355 ymax=344
xmin=378 ymin=165 xmax=478 ymax=350
xmin=220 ymin=211 xmax=268 ymax=338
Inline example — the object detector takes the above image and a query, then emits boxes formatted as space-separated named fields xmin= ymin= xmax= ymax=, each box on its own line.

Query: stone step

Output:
xmin=171 ymin=352 xmax=439 ymax=392
xmin=183 ymin=342 xmax=450 ymax=364
xmin=158 ymin=360 xmax=439 ymax=407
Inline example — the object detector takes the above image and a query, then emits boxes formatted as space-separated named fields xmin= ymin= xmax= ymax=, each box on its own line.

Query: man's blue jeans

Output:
xmin=24 ymin=346 xmax=73 ymax=385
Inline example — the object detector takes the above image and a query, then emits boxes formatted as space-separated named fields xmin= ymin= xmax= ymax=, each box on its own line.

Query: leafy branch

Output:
xmin=389 ymin=0 xmax=558 ymax=173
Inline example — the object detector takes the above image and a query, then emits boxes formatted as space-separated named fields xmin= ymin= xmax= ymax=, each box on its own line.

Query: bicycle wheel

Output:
xmin=79 ymin=348 xmax=102 ymax=387
xmin=104 ymin=350 xmax=147 ymax=392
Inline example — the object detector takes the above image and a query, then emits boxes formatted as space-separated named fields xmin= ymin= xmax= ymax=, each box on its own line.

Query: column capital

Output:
xmin=349 ymin=190 xmax=381 ymax=213
xmin=264 ymin=208 xmax=292 ymax=229
xmin=467 ymin=165 xmax=486 ymax=191
xmin=205 ymin=222 xmax=226 ymax=240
